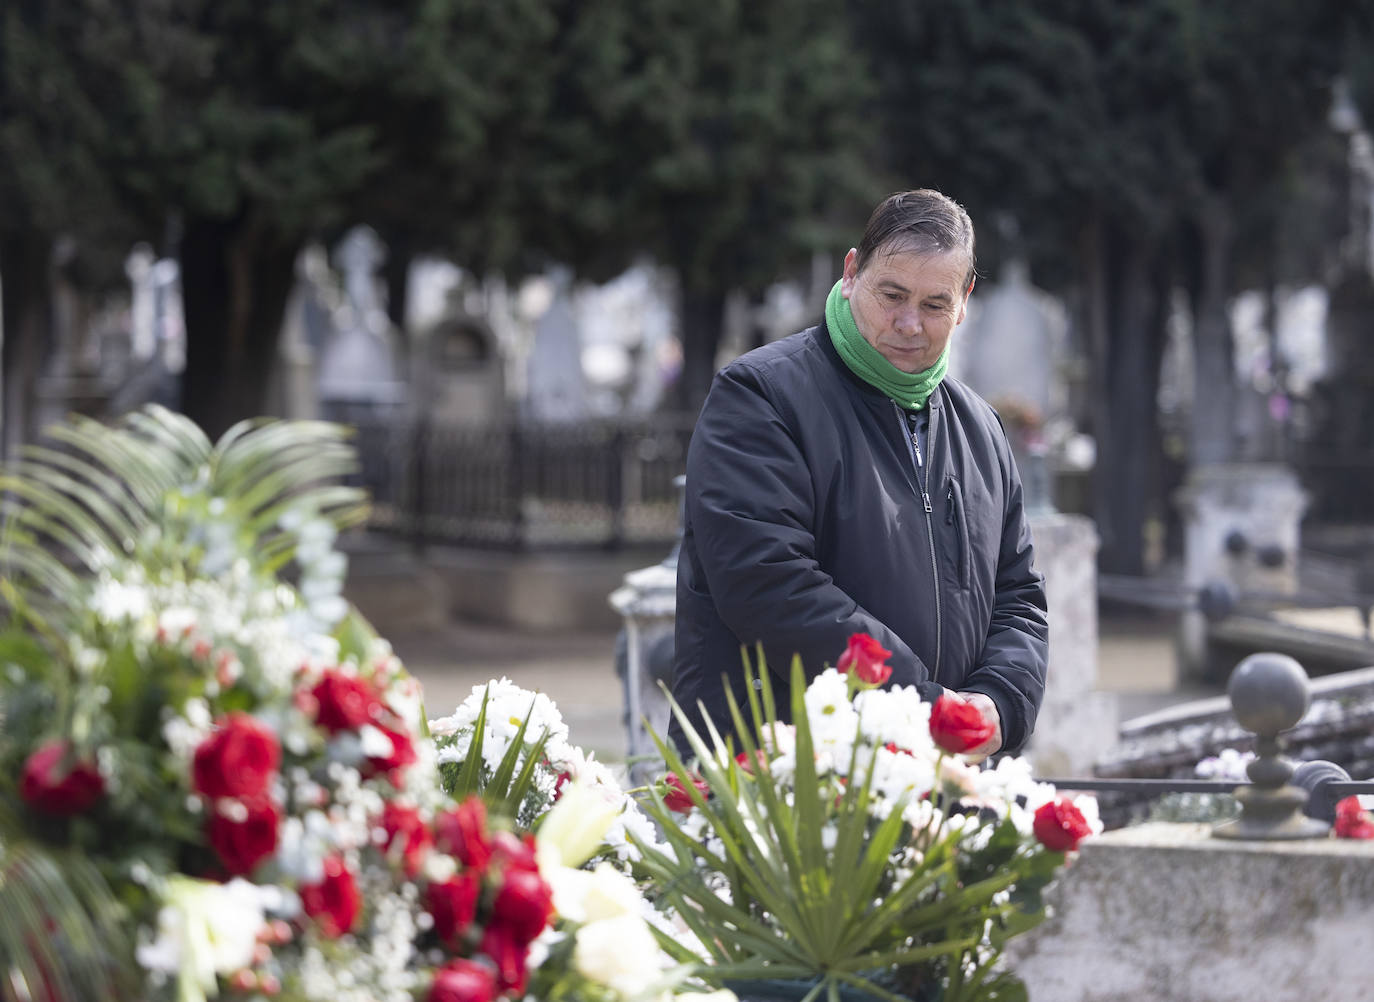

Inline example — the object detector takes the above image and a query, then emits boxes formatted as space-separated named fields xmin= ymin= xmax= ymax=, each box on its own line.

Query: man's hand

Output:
xmin=953 ymin=691 xmax=1002 ymax=764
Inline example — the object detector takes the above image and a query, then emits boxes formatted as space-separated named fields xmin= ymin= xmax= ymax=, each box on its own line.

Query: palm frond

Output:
xmin=0 ymin=835 xmax=137 ymax=1002
xmin=0 ymin=404 xmax=370 ymax=637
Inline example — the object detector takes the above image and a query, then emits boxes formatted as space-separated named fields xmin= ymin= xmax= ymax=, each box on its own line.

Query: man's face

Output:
xmin=840 ymin=244 xmax=973 ymax=374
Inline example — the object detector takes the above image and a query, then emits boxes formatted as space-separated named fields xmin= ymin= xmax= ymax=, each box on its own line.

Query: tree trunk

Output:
xmin=1085 ymin=214 xmax=1170 ymax=576
xmin=1188 ymin=195 xmax=1236 ymax=466
xmin=179 ymin=213 xmax=302 ymax=440
xmin=670 ymin=283 xmax=727 ymax=417
xmin=383 ymin=238 xmax=412 ymax=343
xmin=0 ymin=233 xmax=53 ymax=459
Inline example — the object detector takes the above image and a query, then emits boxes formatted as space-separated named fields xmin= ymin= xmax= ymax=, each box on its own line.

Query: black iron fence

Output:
xmin=348 ymin=415 xmax=695 ymax=550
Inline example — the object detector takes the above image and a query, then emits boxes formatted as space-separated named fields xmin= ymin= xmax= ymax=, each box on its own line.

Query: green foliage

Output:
xmin=632 ymin=659 xmax=1057 ymax=1002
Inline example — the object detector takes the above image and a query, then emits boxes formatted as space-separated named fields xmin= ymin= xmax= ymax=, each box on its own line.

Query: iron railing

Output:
xmin=1033 ymin=652 xmax=1373 ymax=839
xmin=346 ymin=415 xmax=695 ymax=550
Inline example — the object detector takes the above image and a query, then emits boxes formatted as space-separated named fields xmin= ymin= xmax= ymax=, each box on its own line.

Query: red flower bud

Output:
xmin=299 ymin=855 xmax=362 ymax=938
xmin=479 ymin=922 xmax=530 ymax=997
xmin=490 ymin=830 xmax=539 ymax=874
xmin=428 ymin=959 xmax=498 ymax=1002
xmin=1033 ymin=798 xmax=1093 ymax=853
xmin=1334 ymin=796 xmax=1374 ymax=839
xmin=310 ymin=670 xmax=381 ymax=734
xmin=837 ymin=632 xmax=893 ymax=686
xmin=206 ymin=798 xmax=281 ymax=876
xmin=426 ymin=871 xmax=481 ymax=944
xmin=20 ymin=741 xmax=104 ymax=816
xmin=192 ymin=713 xmax=280 ymax=801
xmin=734 ymin=749 xmax=770 ymax=776
xmin=490 ymin=867 xmax=554 ymax=945
xmin=662 ymin=772 xmax=710 ymax=813
xmin=364 ymin=719 xmax=417 ymax=784
xmin=434 ymin=797 xmax=493 ymax=872
xmin=377 ymin=802 xmax=433 ymax=877
xmin=929 ymin=695 xmax=996 ymax=755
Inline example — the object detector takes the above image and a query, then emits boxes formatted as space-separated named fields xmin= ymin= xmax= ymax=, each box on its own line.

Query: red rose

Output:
xmin=662 ymin=772 xmax=710 ymax=813
xmin=300 ymin=855 xmax=362 ymax=937
xmin=365 ymin=719 xmax=417 ymax=783
xmin=426 ymin=872 xmax=481 ymax=944
xmin=1033 ymin=798 xmax=1093 ymax=853
xmin=490 ymin=867 xmax=555 ymax=945
xmin=490 ymin=830 xmax=539 ymax=874
xmin=434 ymin=798 xmax=493 ymax=872
xmin=311 ymin=670 xmax=381 ymax=734
xmin=1334 ymin=796 xmax=1374 ymax=839
xmin=929 ymin=695 xmax=996 ymax=755
xmin=377 ymin=802 xmax=433 ymax=877
xmin=837 ymin=633 xmax=893 ymax=686
xmin=428 ymin=959 xmax=498 ymax=1002
xmin=207 ymin=798 xmax=281 ymax=876
xmin=193 ymin=713 xmax=280 ymax=801
xmin=20 ymin=741 xmax=104 ymax=816
xmin=479 ymin=922 xmax=530 ymax=997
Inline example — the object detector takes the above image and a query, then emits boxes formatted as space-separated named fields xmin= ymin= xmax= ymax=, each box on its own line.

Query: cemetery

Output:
xmin=5 ymin=4 xmax=1374 ymax=1002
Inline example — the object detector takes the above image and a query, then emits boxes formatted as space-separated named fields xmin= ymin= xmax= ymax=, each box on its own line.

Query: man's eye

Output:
xmin=883 ymin=292 xmax=904 ymax=303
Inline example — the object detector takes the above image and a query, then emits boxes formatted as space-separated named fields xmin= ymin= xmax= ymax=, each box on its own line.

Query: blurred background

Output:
xmin=5 ymin=1 xmax=1374 ymax=747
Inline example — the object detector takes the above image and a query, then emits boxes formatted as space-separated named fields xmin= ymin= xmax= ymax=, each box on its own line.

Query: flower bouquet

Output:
xmin=634 ymin=640 xmax=1099 ymax=1002
xmin=0 ymin=406 xmax=704 ymax=1002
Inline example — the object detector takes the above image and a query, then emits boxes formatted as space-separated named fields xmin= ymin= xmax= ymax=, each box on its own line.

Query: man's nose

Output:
xmin=894 ymin=308 xmax=921 ymax=335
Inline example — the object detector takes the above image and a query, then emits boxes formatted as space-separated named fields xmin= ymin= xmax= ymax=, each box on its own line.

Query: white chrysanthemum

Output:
xmin=853 ymin=685 xmax=935 ymax=756
xmin=429 ymin=677 xmax=570 ymax=774
xmin=869 ymin=746 xmax=937 ymax=813
xmin=804 ymin=670 xmax=859 ymax=766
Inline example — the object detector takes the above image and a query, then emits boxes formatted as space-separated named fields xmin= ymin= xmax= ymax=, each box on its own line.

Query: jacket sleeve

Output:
xmin=956 ymin=442 xmax=1049 ymax=754
xmin=684 ymin=359 xmax=942 ymax=699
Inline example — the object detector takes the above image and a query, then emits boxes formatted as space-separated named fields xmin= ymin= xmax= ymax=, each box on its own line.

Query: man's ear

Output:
xmin=840 ymin=248 xmax=860 ymax=297
xmin=957 ymin=274 xmax=976 ymax=325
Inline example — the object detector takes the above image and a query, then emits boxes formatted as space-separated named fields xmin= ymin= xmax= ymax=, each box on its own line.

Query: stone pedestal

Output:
xmin=1175 ymin=464 xmax=1308 ymax=680
xmin=1008 ymin=822 xmax=1374 ymax=1001
xmin=1025 ymin=513 xmax=1117 ymax=775
xmin=609 ymin=562 xmax=676 ymax=784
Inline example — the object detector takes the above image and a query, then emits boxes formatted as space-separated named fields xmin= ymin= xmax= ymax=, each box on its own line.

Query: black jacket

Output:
xmin=670 ymin=323 xmax=1048 ymax=756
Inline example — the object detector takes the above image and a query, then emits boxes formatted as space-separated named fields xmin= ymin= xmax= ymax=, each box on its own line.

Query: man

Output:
xmin=670 ymin=189 xmax=1047 ymax=762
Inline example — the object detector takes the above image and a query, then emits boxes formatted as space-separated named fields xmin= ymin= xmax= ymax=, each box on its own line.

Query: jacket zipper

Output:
xmin=894 ymin=403 xmax=942 ymax=679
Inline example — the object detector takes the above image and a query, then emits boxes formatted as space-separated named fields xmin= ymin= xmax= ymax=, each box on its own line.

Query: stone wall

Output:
xmin=1008 ymin=822 xmax=1374 ymax=1001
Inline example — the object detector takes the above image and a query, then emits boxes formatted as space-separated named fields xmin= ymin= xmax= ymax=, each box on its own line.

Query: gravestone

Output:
xmin=953 ymin=259 xmax=1064 ymax=512
xmin=316 ymin=227 xmax=404 ymax=417
xmin=524 ymin=265 xmax=589 ymax=422
xmin=1175 ymin=464 xmax=1308 ymax=680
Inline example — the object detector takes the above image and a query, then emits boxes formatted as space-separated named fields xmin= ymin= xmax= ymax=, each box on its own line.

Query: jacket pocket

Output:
xmin=945 ymin=476 xmax=971 ymax=590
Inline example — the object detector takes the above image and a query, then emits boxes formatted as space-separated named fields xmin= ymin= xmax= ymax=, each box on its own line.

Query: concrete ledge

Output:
xmin=1008 ymin=822 xmax=1374 ymax=1001
xmin=426 ymin=545 xmax=667 ymax=632
xmin=341 ymin=534 xmax=669 ymax=634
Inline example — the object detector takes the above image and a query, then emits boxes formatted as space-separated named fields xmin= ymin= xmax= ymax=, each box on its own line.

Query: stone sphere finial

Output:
xmin=1226 ymin=652 xmax=1310 ymax=738
xmin=1214 ymin=652 xmax=1329 ymax=840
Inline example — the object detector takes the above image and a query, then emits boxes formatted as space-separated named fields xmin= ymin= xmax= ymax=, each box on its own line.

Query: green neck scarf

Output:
xmin=825 ymin=279 xmax=949 ymax=411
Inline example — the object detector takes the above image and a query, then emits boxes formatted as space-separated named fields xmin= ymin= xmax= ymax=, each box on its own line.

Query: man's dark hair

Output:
xmin=854 ymin=189 xmax=977 ymax=288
